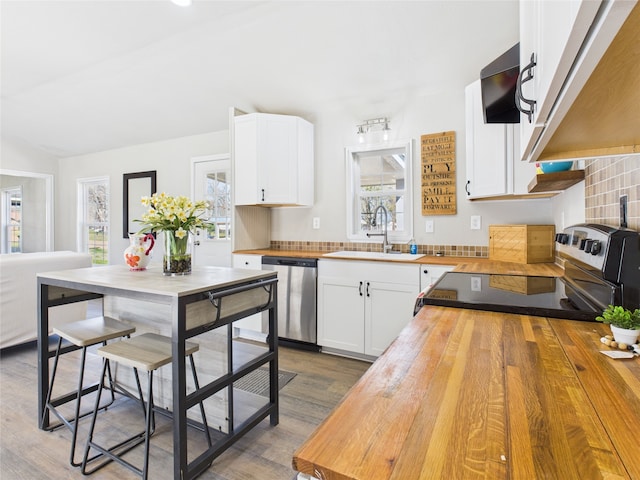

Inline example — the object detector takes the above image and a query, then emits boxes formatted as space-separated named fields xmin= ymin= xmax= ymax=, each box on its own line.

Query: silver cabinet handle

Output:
xmin=515 ymin=53 xmax=537 ymax=123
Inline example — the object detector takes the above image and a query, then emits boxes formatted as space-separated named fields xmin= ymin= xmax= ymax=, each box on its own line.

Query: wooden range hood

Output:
xmin=538 ymin=2 xmax=640 ymax=161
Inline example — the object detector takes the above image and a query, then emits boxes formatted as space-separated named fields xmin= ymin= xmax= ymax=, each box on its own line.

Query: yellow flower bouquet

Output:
xmin=135 ymin=193 xmax=211 ymax=275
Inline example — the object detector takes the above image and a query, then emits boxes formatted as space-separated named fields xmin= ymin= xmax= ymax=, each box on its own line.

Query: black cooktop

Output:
xmin=415 ymin=272 xmax=600 ymax=321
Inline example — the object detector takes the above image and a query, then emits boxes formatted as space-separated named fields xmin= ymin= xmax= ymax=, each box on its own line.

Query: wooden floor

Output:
xmin=0 ymin=339 xmax=370 ymax=479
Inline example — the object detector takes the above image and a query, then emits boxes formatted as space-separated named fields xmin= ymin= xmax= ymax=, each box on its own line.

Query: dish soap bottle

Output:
xmin=409 ymin=238 xmax=417 ymax=255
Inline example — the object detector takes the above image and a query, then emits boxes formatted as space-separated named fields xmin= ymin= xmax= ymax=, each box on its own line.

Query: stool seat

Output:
xmin=53 ymin=316 xmax=135 ymax=346
xmin=97 ymin=333 xmax=199 ymax=371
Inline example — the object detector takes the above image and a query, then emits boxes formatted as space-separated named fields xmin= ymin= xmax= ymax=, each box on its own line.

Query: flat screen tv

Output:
xmin=480 ymin=43 xmax=520 ymax=124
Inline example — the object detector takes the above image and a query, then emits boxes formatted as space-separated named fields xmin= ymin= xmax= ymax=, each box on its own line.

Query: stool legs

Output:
xmin=81 ymin=358 xmax=148 ymax=476
xmin=82 ymin=354 xmax=209 ymax=479
xmin=41 ymin=336 xmax=120 ymax=466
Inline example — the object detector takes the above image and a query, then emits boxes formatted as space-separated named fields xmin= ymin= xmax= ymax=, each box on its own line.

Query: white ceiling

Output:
xmin=1 ymin=0 xmax=519 ymax=158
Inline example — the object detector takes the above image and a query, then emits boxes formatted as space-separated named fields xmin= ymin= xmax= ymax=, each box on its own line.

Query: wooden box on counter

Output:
xmin=489 ymin=224 xmax=555 ymax=264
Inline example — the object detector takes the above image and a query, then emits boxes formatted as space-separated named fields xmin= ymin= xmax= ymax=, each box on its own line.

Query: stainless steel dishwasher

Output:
xmin=261 ymin=256 xmax=318 ymax=351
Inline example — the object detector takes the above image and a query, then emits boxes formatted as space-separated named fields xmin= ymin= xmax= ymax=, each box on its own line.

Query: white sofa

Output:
xmin=0 ymin=251 xmax=92 ymax=349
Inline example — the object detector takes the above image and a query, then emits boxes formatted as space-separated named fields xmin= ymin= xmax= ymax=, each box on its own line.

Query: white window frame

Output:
xmin=345 ymin=139 xmax=414 ymax=243
xmin=77 ymin=176 xmax=110 ymax=265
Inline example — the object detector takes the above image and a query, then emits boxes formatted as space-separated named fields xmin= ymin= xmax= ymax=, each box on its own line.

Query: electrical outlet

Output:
xmin=471 ymin=276 xmax=482 ymax=292
xmin=312 ymin=217 xmax=320 ymax=229
xmin=470 ymin=215 xmax=481 ymax=230
xmin=425 ymin=220 xmax=434 ymax=233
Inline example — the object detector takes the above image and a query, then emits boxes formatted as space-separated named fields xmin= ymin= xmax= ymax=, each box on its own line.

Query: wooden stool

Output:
xmin=41 ymin=316 xmax=135 ymax=466
xmin=81 ymin=333 xmax=212 ymax=480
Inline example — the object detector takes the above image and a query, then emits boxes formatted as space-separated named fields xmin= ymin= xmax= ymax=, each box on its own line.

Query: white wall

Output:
xmin=1 ymin=137 xmax=59 ymax=175
xmin=271 ymin=86 xmax=555 ymax=246
xmin=56 ymin=131 xmax=228 ymax=265
xmin=551 ymin=180 xmax=586 ymax=231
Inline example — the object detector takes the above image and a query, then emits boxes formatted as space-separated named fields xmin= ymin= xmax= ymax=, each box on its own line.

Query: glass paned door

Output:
xmin=192 ymin=155 xmax=232 ymax=267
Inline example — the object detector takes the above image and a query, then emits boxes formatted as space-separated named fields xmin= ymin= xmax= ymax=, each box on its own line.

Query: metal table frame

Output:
xmin=37 ymin=266 xmax=278 ymax=479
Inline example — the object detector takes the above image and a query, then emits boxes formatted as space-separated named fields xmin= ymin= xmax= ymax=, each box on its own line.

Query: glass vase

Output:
xmin=163 ymin=230 xmax=192 ymax=276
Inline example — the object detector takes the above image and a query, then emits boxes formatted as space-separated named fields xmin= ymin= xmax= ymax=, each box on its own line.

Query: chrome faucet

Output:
xmin=366 ymin=205 xmax=392 ymax=253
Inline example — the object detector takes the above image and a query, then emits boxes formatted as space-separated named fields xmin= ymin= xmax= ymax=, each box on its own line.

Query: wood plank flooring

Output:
xmin=0 ymin=339 xmax=370 ymax=479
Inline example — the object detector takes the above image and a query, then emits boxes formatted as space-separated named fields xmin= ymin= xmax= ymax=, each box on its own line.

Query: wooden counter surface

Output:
xmin=293 ymin=306 xmax=640 ymax=479
xmin=233 ymin=249 xmax=564 ymax=276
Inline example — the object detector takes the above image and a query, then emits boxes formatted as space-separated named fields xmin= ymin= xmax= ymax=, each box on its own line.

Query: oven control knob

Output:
xmin=590 ymin=240 xmax=601 ymax=255
xmin=561 ymin=234 xmax=570 ymax=244
xmin=579 ymin=239 xmax=587 ymax=250
xmin=584 ymin=239 xmax=594 ymax=252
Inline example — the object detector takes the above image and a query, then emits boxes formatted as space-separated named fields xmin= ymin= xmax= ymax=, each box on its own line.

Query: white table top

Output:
xmin=37 ymin=264 xmax=276 ymax=300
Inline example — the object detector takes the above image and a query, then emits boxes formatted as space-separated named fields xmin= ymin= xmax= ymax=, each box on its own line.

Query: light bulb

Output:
xmin=171 ymin=0 xmax=192 ymax=6
xmin=382 ymin=122 xmax=390 ymax=141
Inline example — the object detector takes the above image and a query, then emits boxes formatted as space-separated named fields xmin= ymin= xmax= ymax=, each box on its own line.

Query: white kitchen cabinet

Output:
xmin=419 ymin=264 xmax=454 ymax=292
xmin=517 ymin=0 xmax=635 ymax=162
xmin=233 ymin=113 xmax=314 ymax=206
xmin=317 ymin=260 xmax=420 ymax=357
xmin=465 ymin=80 xmax=536 ymax=199
xmin=518 ymin=0 xmax=601 ymax=160
xmin=232 ymin=254 xmax=265 ymax=340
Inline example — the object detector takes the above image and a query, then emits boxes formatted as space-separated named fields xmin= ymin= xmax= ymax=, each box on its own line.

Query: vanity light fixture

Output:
xmin=356 ymin=117 xmax=391 ymax=143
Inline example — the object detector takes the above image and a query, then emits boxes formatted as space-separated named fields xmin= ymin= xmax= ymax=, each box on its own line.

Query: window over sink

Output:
xmin=345 ymin=140 xmax=413 ymax=243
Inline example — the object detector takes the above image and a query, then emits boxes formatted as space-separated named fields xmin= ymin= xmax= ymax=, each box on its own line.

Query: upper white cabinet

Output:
xmin=465 ymin=80 xmax=536 ymax=199
xmin=234 ymin=113 xmax=314 ymax=206
xmin=517 ymin=0 xmax=638 ymax=162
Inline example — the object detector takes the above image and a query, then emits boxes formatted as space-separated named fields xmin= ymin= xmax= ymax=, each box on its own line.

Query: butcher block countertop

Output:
xmin=233 ymin=249 xmax=564 ymax=276
xmin=293 ymin=306 xmax=640 ymax=479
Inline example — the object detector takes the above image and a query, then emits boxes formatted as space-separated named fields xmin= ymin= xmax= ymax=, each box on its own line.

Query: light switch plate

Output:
xmin=425 ymin=220 xmax=434 ymax=233
xmin=470 ymin=215 xmax=481 ymax=230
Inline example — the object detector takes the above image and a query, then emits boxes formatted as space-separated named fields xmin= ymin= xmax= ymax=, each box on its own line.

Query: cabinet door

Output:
xmin=258 ymin=114 xmax=298 ymax=204
xmin=519 ymin=0 xmax=601 ymax=160
xmin=465 ymin=80 xmax=509 ymax=198
xmin=365 ymin=281 xmax=418 ymax=357
xmin=233 ymin=116 xmax=259 ymax=205
xmin=317 ymin=276 xmax=365 ymax=353
xmin=232 ymin=254 xmax=264 ymax=335
xmin=420 ymin=265 xmax=454 ymax=291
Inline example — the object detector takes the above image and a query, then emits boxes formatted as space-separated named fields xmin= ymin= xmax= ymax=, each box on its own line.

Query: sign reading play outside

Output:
xmin=421 ymin=131 xmax=456 ymax=216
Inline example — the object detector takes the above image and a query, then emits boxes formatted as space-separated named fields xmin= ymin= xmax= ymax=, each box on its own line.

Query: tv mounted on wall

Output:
xmin=480 ymin=43 xmax=520 ymax=124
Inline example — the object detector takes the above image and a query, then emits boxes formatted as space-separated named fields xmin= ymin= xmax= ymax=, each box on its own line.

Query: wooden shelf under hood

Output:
xmin=528 ymin=170 xmax=585 ymax=193
xmin=538 ymin=3 xmax=640 ymax=161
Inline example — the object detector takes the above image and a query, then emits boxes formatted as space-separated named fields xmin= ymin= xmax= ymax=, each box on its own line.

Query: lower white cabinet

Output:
xmin=419 ymin=265 xmax=454 ymax=292
xmin=318 ymin=260 xmax=420 ymax=357
xmin=232 ymin=254 xmax=265 ymax=340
